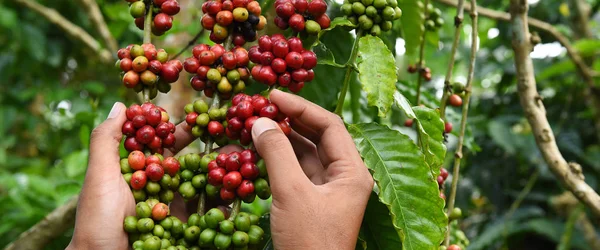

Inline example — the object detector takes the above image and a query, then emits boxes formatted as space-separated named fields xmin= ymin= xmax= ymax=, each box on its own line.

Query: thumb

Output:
xmin=88 ymin=102 xmax=127 ymax=176
xmin=252 ymin=118 xmax=309 ymax=197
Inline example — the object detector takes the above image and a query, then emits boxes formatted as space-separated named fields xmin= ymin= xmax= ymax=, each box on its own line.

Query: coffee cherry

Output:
xmin=448 ymin=245 xmax=462 ymax=250
xmin=448 ymin=94 xmax=463 ymax=107
xmin=129 ymin=150 xmax=146 ymax=170
xmin=440 ymin=167 xmax=449 ymax=180
xmin=444 ymin=121 xmax=453 ymax=133
xmin=154 ymin=13 xmax=173 ymax=32
xmin=131 ymin=170 xmax=148 ymax=190
xmin=146 ymin=163 xmax=165 ymax=181
xmin=161 ymin=0 xmax=181 ymax=15
xmin=288 ymin=14 xmax=305 ymax=31
xmin=404 ymin=119 xmax=414 ymax=127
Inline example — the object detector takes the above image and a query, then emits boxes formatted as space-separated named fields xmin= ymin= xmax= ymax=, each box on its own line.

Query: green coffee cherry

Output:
xmin=247 ymin=225 xmax=264 ymax=245
xmin=136 ymin=202 xmax=152 ymax=218
xmin=185 ymin=154 xmax=201 ymax=172
xmin=188 ymin=213 xmax=201 ymax=227
xmin=121 ymin=158 xmax=133 ymax=174
xmin=123 ymin=173 xmax=133 ymax=186
xmin=395 ymin=7 xmax=403 ymax=19
xmin=361 ymin=0 xmax=373 ymax=6
xmin=145 ymin=181 xmax=161 ymax=195
xmin=370 ymin=24 xmax=381 ymax=36
xmin=256 ymin=159 xmax=267 ymax=177
xmin=234 ymin=214 xmax=251 ymax=232
xmin=178 ymin=181 xmax=197 ymax=200
xmin=200 ymin=155 xmax=213 ymax=172
xmin=133 ymin=240 xmax=144 ymax=249
xmin=129 ymin=1 xmax=146 ymax=18
xmin=382 ymin=6 xmax=395 ymax=21
xmin=219 ymin=220 xmax=235 ymax=234
xmin=160 ymin=217 xmax=173 ymax=230
xmin=133 ymin=189 xmax=147 ymax=202
xmin=170 ymin=175 xmax=180 ymax=190
xmin=425 ymin=20 xmax=436 ymax=30
xmin=352 ymin=2 xmax=366 ymax=15
xmin=137 ymin=218 xmax=155 ymax=233
xmin=160 ymin=239 xmax=171 ymax=249
xmin=254 ymin=178 xmax=271 ymax=200
xmin=181 ymin=170 xmax=194 ymax=181
xmin=139 ymin=232 xmax=153 ymax=241
xmin=153 ymin=225 xmax=165 ymax=238
xmin=341 ymin=4 xmax=353 ymax=15
xmin=206 ymin=184 xmax=219 ymax=199
xmin=205 ymin=208 xmax=226 ymax=229
xmin=199 ymin=216 xmax=208 ymax=230
xmin=214 ymin=233 xmax=232 ymax=249
xmin=198 ymin=228 xmax=217 ymax=247
xmin=373 ymin=0 xmax=386 ymax=8
xmin=208 ymin=108 xmax=221 ymax=120
xmin=365 ymin=6 xmax=377 ymax=17
xmin=178 ymin=155 xmax=188 ymax=170
xmin=207 ymin=69 xmax=222 ymax=83
xmin=171 ymin=218 xmax=184 ymax=237
xmin=358 ymin=15 xmax=373 ymax=30
xmin=248 ymin=214 xmax=259 ymax=225
xmin=184 ymin=103 xmax=194 ymax=114
xmin=193 ymin=100 xmax=209 ymax=114
xmin=232 ymin=231 xmax=250 ymax=247
xmin=184 ymin=226 xmax=201 ymax=242
xmin=124 ymin=216 xmax=138 ymax=233
xmin=159 ymin=174 xmax=172 ymax=189
xmin=449 ymin=207 xmax=463 ymax=220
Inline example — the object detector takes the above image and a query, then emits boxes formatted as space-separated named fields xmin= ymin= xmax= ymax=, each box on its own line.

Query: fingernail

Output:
xmin=252 ymin=118 xmax=279 ymax=139
xmin=107 ymin=102 xmax=122 ymax=119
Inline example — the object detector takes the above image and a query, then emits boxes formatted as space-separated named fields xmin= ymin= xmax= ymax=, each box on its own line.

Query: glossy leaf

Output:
xmin=360 ymin=192 xmax=403 ymax=250
xmin=413 ymin=106 xmax=447 ymax=172
xmin=348 ymin=123 xmax=447 ymax=250
xmin=399 ymin=0 xmax=425 ymax=58
xmin=357 ymin=36 xmax=398 ymax=117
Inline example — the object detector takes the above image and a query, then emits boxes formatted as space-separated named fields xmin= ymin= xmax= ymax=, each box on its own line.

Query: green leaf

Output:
xmin=399 ymin=0 xmax=425 ymax=58
xmin=314 ymin=42 xmax=346 ymax=68
xmin=413 ymin=106 xmax=447 ymax=171
xmin=573 ymin=39 xmax=600 ymax=57
xmin=357 ymin=36 xmax=397 ymax=117
xmin=311 ymin=17 xmax=357 ymax=47
xmin=537 ymin=60 xmax=575 ymax=82
xmin=348 ymin=123 xmax=447 ymax=250
xmin=393 ymin=92 xmax=447 ymax=171
xmin=360 ymin=192 xmax=403 ymax=250
xmin=257 ymin=213 xmax=273 ymax=250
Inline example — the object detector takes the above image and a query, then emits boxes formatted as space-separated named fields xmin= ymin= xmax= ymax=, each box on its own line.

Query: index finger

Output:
xmin=269 ymin=89 xmax=361 ymax=167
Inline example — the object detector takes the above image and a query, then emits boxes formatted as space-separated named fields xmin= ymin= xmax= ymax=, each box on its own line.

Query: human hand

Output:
xmin=66 ymin=102 xmax=213 ymax=250
xmin=251 ymin=90 xmax=374 ymax=250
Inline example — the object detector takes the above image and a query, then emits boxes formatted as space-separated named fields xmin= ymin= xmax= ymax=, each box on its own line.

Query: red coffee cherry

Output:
xmin=448 ymin=94 xmax=463 ymax=107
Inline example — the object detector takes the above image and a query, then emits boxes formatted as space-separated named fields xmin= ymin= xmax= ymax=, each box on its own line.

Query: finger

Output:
xmin=270 ymin=90 xmax=360 ymax=167
xmin=289 ymin=132 xmax=324 ymax=184
xmin=289 ymin=117 xmax=320 ymax=144
xmin=87 ymin=102 xmax=127 ymax=182
xmin=251 ymin=118 xmax=311 ymax=196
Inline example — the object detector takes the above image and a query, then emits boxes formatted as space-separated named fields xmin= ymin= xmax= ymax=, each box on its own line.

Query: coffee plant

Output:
xmin=6 ymin=0 xmax=600 ymax=249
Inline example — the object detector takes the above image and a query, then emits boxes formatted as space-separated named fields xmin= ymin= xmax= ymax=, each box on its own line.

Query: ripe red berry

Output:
xmin=155 ymin=123 xmax=170 ymax=138
xmin=201 ymin=14 xmax=216 ymax=30
xmin=160 ymin=64 xmax=180 ymax=83
xmin=207 ymin=161 xmax=220 ymax=172
xmin=216 ymin=153 xmax=228 ymax=167
xmin=274 ymin=16 xmax=289 ymax=30
xmin=244 ymin=116 xmax=259 ymax=131
xmin=278 ymin=72 xmax=292 ymax=86
xmin=146 ymin=155 xmax=162 ymax=166
xmin=240 ymin=162 xmax=259 ymax=180
xmin=148 ymin=60 xmax=162 ymax=74
xmin=240 ymin=128 xmax=252 ymax=145
xmin=223 ymin=171 xmax=242 ymax=190
xmin=120 ymin=58 xmax=133 ymax=71
xmin=236 ymin=101 xmax=255 ymax=119
xmin=258 ymin=35 xmax=273 ymax=52
xmin=162 ymin=157 xmax=181 ymax=176
xmin=404 ymin=119 xmax=414 ymax=127
xmin=125 ymin=137 xmax=144 ymax=152
xmin=210 ymin=44 xmax=226 ymax=58
xmin=220 ymin=187 xmax=236 ymax=201
xmin=129 ymin=150 xmax=146 ymax=170
xmin=225 ymin=152 xmax=242 ymax=171
xmin=208 ymin=168 xmax=227 ymax=186
xmin=146 ymin=163 xmax=165 ymax=181
xmin=287 ymin=37 xmax=303 ymax=52
xmin=288 ymin=14 xmax=305 ymax=32
xmin=440 ymin=168 xmax=449 ymax=180
xmin=292 ymin=68 xmax=308 ymax=82
xmin=236 ymin=180 xmax=255 ymax=199
xmin=301 ymin=50 xmax=317 ymax=69
xmin=448 ymin=94 xmax=463 ymax=107
xmin=222 ymin=0 xmax=234 ymax=10
xmin=126 ymin=105 xmax=143 ymax=120
xmin=239 ymin=149 xmax=257 ymax=164
xmin=272 ymin=40 xmax=290 ymax=59
xmin=207 ymin=1 xmax=223 ymax=15
xmin=447 ymin=245 xmax=462 ymax=250
xmin=147 ymin=136 xmax=162 ymax=149
xmin=259 ymin=66 xmax=277 ymax=85
xmin=216 ymin=10 xmax=234 ymax=26
xmin=208 ymin=121 xmax=225 ymax=136
xmin=163 ymin=133 xmax=176 ymax=147
xmin=251 ymin=95 xmax=269 ymax=113
xmin=136 ymin=125 xmax=156 ymax=144
xmin=308 ymin=0 xmax=327 ymax=16
xmin=285 ymin=51 xmax=304 ymax=69
xmin=315 ymin=13 xmax=331 ymax=29
xmin=145 ymin=108 xmax=162 ymax=127
xmin=260 ymin=51 xmax=275 ymax=66
xmin=199 ymin=51 xmax=217 ymax=66
xmin=444 ymin=121 xmax=453 ymax=133
xmin=278 ymin=120 xmax=292 ymax=135
xmin=122 ymin=121 xmax=136 ymax=137
xmin=306 ymin=69 xmax=315 ymax=81
xmin=154 ymin=13 xmax=173 ymax=32
xmin=293 ymin=0 xmax=308 ymax=12
xmin=117 ymin=48 xmax=131 ymax=60
xmin=437 ymin=175 xmax=444 ymax=187
xmin=131 ymin=170 xmax=147 ymax=190
xmin=123 ymin=71 xmax=140 ymax=88
xmin=161 ymin=0 xmax=181 ymax=15
xmin=260 ymin=104 xmax=279 ymax=119
xmin=184 ymin=57 xmax=201 ymax=73
xmin=222 ymin=52 xmax=237 ymax=69
xmin=246 ymin=1 xmax=261 ymax=15
xmin=276 ymin=2 xmax=295 ymax=18
xmin=233 ymin=47 xmax=249 ymax=67
xmin=288 ymin=81 xmax=304 ymax=93
xmin=151 ymin=203 xmax=169 ymax=221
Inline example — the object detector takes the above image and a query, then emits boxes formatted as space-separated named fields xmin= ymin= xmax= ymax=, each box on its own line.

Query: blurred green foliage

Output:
xmin=1 ymin=0 xmax=599 ymax=249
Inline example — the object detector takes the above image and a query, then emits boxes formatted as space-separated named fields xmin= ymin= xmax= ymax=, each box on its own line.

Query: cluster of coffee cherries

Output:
xmin=121 ymin=151 xmax=181 ymax=203
xmin=122 ymin=103 xmax=177 ymax=154
xmin=207 ymin=150 xmax=271 ymax=203
xmin=248 ymin=35 xmax=317 ymax=93
xmin=226 ymin=93 xmax=291 ymax=145
xmin=407 ymin=64 xmax=432 ymax=81
xmin=340 ymin=0 xmax=402 ymax=36
xmin=124 ymin=200 xmax=175 ymax=250
xmin=424 ymin=4 xmax=444 ymax=31
xmin=174 ymin=152 xmax=213 ymax=201
xmin=183 ymin=99 xmax=230 ymax=145
xmin=201 ymin=0 xmax=267 ymax=44
xmin=184 ymin=44 xmax=250 ymax=99
xmin=117 ymin=44 xmax=183 ymax=97
xmin=126 ymin=0 xmax=180 ymax=35
xmin=187 ymin=209 xmax=265 ymax=249
xmin=274 ymin=0 xmax=330 ymax=35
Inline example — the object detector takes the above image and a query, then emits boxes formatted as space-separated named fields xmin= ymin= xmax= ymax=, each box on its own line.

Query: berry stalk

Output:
xmin=414 ymin=0 xmax=429 ymax=106
xmin=444 ymin=0 xmax=477 ymax=246
xmin=143 ymin=0 xmax=153 ymax=44
xmin=228 ymin=198 xmax=242 ymax=221
xmin=439 ymin=0 xmax=466 ymax=120
xmin=334 ymin=29 xmax=362 ymax=117
xmin=197 ymin=192 xmax=207 ymax=215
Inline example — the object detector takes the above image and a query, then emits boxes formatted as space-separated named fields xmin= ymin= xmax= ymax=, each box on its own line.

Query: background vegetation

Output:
xmin=1 ymin=0 xmax=599 ymax=249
